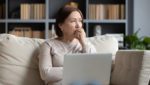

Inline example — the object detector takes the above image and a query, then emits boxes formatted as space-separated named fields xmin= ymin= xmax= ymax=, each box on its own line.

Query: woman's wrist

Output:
xmin=80 ymin=38 xmax=86 ymax=47
xmin=80 ymin=38 xmax=88 ymax=51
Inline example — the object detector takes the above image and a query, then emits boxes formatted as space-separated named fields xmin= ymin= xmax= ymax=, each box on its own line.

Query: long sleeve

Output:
xmin=81 ymin=39 xmax=96 ymax=53
xmin=38 ymin=42 xmax=63 ymax=83
xmin=38 ymin=39 xmax=96 ymax=85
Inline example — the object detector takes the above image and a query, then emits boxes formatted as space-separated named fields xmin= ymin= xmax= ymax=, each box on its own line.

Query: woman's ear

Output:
xmin=58 ymin=23 xmax=63 ymax=32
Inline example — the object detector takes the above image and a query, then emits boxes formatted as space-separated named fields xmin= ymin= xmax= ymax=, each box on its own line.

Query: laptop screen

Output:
xmin=62 ymin=53 xmax=112 ymax=85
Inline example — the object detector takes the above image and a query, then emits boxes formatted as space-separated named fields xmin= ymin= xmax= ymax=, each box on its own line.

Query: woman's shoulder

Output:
xmin=45 ymin=38 xmax=56 ymax=43
xmin=42 ymin=38 xmax=58 ymax=47
xmin=47 ymin=38 xmax=60 ymax=43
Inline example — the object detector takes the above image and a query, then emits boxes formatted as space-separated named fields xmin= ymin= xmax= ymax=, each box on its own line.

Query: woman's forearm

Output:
xmin=40 ymin=66 xmax=63 ymax=83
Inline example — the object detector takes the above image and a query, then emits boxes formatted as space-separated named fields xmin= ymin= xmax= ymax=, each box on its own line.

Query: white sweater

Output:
xmin=38 ymin=38 xmax=96 ymax=85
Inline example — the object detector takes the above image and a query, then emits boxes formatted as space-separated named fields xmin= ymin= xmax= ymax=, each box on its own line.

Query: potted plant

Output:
xmin=125 ymin=29 xmax=150 ymax=50
xmin=143 ymin=37 xmax=150 ymax=49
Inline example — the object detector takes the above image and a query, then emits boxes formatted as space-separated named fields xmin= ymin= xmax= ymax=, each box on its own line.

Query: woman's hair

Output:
xmin=55 ymin=5 xmax=83 ymax=37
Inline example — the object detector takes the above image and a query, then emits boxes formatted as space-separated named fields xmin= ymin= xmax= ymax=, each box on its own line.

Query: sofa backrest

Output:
xmin=0 ymin=34 xmax=45 ymax=85
xmin=0 ymin=34 xmax=118 ymax=85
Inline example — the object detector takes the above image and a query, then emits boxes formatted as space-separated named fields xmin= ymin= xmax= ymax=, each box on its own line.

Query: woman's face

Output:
xmin=59 ymin=11 xmax=83 ymax=37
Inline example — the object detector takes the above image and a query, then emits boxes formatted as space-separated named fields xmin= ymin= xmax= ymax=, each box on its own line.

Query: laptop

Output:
xmin=62 ymin=53 xmax=112 ymax=85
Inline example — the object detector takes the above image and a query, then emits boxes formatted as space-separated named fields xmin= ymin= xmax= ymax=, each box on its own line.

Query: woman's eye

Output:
xmin=79 ymin=20 xmax=82 ymax=22
xmin=78 ymin=19 xmax=83 ymax=22
xmin=70 ymin=20 xmax=75 ymax=22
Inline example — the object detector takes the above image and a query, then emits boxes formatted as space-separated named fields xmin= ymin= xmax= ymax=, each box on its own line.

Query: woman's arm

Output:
xmin=81 ymin=40 xmax=97 ymax=53
xmin=74 ymin=28 xmax=96 ymax=53
xmin=38 ymin=42 xmax=63 ymax=83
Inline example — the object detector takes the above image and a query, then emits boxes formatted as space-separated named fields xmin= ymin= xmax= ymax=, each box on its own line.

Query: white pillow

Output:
xmin=87 ymin=35 xmax=118 ymax=60
xmin=0 ymin=34 xmax=45 ymax=85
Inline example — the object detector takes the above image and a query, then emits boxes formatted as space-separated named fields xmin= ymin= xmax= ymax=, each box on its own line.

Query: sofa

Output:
xmin=0 ymin=34 xmax=149 ymax=85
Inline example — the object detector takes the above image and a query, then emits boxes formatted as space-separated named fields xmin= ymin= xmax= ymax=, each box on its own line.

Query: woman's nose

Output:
xmin=75 ymin=21 xmax=81 ymax=29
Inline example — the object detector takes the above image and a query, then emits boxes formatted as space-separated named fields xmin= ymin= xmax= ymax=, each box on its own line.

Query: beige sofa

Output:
xmin=0 ymin=34 xmax=149 ymax=85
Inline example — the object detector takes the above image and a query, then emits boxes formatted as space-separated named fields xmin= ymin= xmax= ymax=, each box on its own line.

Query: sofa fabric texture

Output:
xmin=0 ymin=34 xmax=45 ymax=85
xmin=111 ymin=50 xmax=150 ymax=85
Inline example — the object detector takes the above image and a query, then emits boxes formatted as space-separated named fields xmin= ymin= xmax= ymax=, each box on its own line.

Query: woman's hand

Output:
xmin=74 ymin=28 xmax=86 ymax=46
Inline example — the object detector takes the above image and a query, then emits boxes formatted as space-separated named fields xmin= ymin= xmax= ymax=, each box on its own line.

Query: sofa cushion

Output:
xmin=0 ymin=34 xmax=45 ymax=85
xmin=111 ymin=50 xmax=150 ymax=85
xmin=87 ymin=35 xmax=118 ymax=60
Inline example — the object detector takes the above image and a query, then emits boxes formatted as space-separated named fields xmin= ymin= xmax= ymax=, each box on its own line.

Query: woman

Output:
xmin=38 ymin=5 xmax=96 ymax=85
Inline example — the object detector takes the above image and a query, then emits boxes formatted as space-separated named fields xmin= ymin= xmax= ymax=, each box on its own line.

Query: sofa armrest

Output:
xmin=110 ymin=50 xmax=150 ymax=85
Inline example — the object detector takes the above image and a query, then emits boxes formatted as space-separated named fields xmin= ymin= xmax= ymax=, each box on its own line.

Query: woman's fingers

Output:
xmin=74 ymin=28 xmax=86 ymax=40
xmin=74 ymin=30 xmax=80 ymax=39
